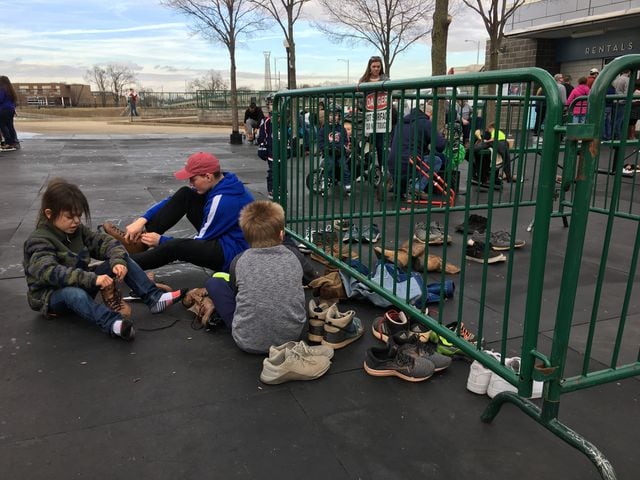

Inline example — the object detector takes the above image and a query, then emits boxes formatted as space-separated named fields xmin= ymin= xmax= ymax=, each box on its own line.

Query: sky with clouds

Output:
xmin=1 ymin=0 xmax=488 ymax=92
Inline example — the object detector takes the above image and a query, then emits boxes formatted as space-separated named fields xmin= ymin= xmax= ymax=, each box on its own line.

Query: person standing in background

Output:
xmin=358 ymin=56 xmax=390 ymax=172
xmin=0 ymin=76 xmax=20 ymax=151
xmin=127 ymin=88 xmax=139 ymax=117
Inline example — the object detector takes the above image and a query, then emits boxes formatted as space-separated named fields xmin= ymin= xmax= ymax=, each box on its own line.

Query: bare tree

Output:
xmin=105 ymin=64 xmax=136 ymax=106
xmin=431 ymin=0 xmax=452 ymax=131
xmin=431 ymin=0 xmax=451 ymax=78
xmin=162 ymin=0 xmax=268 ymax=143
xmin=189 ymin=70 xmax=229 ymax=91
xmin=462 ymin=0 xmax=524 ymax=73
xmin=250 ymin=0 xmax=309 ymax=89
xmin=84 ymin=65 xmax=109 ymax=107
xmin=315 ymin=0 xmax=435 ymax=75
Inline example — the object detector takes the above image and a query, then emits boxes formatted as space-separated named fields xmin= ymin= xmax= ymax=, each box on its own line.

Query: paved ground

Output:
xmin=1 ymin=121 xmax=638 ymax=480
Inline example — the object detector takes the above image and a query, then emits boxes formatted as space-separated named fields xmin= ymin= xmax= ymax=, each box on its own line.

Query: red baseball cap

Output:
xmin=174 ymin=152 xmax=221 ymax=180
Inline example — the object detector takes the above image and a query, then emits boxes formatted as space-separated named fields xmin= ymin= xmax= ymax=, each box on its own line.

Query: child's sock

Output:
xmin=112 ymin=320 xmax=123 ymax=335
xmin=150 ymin=290 xmax=184 ymax=314
xmin=111 ymin=319 xmax=135 ymax=340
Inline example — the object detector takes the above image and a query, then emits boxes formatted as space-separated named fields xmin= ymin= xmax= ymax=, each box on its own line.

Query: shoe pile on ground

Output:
xmin=364 ymin=309 xmax=452 ymax=382
xmin=260 ymin=340 xmax=333 ymax=385
xmin=307 ymin=298 xmax=364 ymax=349
xmin=466 ymin=352 xmax=543 ymax=399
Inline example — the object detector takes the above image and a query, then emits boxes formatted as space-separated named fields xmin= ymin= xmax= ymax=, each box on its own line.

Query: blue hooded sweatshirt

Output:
xmin=388 ymin=108 xmax=446 ymax=175
xmin=0 ymin=87 xmax=16 ymax=110
xmin=142 ymin=172 xmax=254 ymax=272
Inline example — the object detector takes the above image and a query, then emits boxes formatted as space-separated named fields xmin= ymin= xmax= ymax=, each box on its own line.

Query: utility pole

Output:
xmin=465 ymin=39 xmax=482 ymax=65
xmin=337 ymin=58 xmax=350 ymax=83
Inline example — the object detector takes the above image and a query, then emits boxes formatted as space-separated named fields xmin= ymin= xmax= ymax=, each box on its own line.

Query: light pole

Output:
xmin=274 ymin=57 xmax=285 ymax=89
xmin=465 ymin=39 xmax=482 ymax=65
xmin=337 ymin=58 xmax=350 ymax=83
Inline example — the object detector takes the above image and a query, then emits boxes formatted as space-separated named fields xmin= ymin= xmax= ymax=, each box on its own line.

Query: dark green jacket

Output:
xmin=23 ymin=222 xmax=127 ymax=315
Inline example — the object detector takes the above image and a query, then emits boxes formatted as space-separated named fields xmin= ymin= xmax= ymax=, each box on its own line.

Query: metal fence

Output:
xmin=195 ymin=90 xmax=274 ymax=109
xmin=271 ymin=55 xmax=640 ymax=479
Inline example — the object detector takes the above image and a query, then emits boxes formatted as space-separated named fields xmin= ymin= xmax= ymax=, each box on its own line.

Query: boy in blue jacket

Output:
xmin=107 ymin=152 xmax=254 ymax=273
xmin=318 ymin=105 xmax=351 ymax=192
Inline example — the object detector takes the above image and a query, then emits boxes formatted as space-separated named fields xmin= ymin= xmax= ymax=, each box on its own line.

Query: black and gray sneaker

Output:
xmin=390 ymin=331 xmax=452 ymax=372
xmin=342 ymin=224 xmax=360 ymax=243
xmin=360 ymin=223 xmax=380 ymax=243
xmin=466 ymin=240 xmax=506 ymax=264
xmin=428 ymin=221 xmax=452 ymax=245
xmin=413 ymin=222 xmax=428 ymax=243
xmin=471 ymin=230 xmax=525 ymax=251
xmin=364 ymin=344 xmax=435 ymax=382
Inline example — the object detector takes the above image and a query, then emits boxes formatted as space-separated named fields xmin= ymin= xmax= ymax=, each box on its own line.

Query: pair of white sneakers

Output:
xmin=260 ymin=341 xmax=334 ymax=385
xmin=466 ymin=351 xmax=543 ymax=399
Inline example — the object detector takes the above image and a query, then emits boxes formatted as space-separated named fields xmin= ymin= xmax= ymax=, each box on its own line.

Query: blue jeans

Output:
xmin=205 ymin=276 xmax=235 ymax=329
xmin=0 ymin=108 xmax=18 ymax=144
xmin=416 ymin=153 xmax=444 ymax=192
xmin=325 ymin=152 xmax=351 ymax=186
xmin=613 ymin=104 xmax=626 ymax=140
xmin=572 ymin=114 xmax=585 ymax=124
xmin=603 ymin=107 xmax=612 ymax=140
xmin=48 ymin=256 xmax=162 ymax=334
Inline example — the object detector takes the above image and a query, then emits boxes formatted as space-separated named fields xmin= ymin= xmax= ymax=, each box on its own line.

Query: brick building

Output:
xmin=13 ymin=83 xmax=94 ymax=107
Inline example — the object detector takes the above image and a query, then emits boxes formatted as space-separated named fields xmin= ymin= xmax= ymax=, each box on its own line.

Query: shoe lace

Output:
xmin=287 ymin=348 xmax=318 ymax=365
xmin=106 ymin=222 xmax=126 ymax=237
xmin=395 ymin=349 xmax=414 ymax=367
xmin=457 ymin=323 xmax=476 ymax=342
xmin=492 ymin=230 xmax=511 ymax=243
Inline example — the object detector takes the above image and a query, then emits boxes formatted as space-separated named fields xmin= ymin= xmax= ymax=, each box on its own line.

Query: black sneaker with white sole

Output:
xmin=466 ymin=240 xmax=506 ymax=264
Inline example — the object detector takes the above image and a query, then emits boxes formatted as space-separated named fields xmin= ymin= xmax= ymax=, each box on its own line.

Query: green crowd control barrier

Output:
xmin=270 ymin=57 xmax=640 ymax=479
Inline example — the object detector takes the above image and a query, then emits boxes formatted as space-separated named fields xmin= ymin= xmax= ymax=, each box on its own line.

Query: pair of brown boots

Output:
xmin=374 ymin=240 xmax=460 ymax=274
xmin=182 ymin=288 xmax=215 ymax=327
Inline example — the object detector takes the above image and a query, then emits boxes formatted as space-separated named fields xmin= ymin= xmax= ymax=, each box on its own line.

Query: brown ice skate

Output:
xmin=101 ymin=281 xmax=132 ymax=320
xmin=103 ymin=221 xmax=148 ymax=254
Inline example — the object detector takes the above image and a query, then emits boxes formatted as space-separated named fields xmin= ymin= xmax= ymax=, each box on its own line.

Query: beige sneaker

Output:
xmin=269 ymin=340 xmax=334 ymax=360
xmin=260 ymin=348 xmax=331 ymax=385
xmin=307 ymin=298 xmax=335 ymax=343
xmin=322 ymin=305 xmax=364 ymax=349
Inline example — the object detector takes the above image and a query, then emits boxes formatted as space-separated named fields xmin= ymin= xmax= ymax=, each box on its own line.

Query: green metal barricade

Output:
xmin=270 ymin=57 xmax=640 ymax=479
